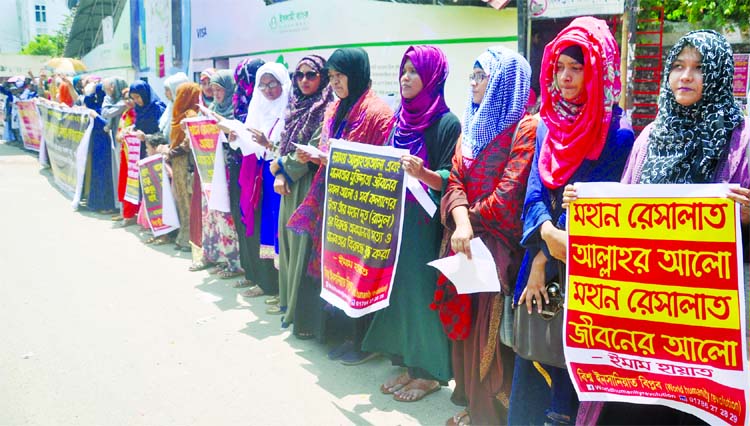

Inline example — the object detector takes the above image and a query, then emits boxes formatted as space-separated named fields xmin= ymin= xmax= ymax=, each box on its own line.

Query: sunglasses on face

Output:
xmin=469 ymin=72 xmax=488 ymax=83
xmin=294 ymin=71 xmax=319 ymax=81
xmin=258 ymin=81 xmax=280 ymax=90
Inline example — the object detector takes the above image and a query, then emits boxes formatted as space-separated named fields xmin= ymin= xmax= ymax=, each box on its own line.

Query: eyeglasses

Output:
xmin=469 ymin=73 xmax=488 ymax=83
xmin=294 ymin=71 xmax=319 ymax=81
xmin=258 ymin=81 xmax=280 ymax=90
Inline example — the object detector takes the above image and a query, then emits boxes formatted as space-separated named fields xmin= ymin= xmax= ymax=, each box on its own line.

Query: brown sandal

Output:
xmin=240 ymin=285 xmax=264 ymax=298
xmin=393 ymin=379 xmax=440 ymax=402
xmin=379 ymin=371 xmax=412 ymax=395
xmin=446 ymin=410 xmax=470 ymax=426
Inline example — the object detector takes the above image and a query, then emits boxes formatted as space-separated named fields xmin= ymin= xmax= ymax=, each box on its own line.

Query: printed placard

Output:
xmin=122 ymin=133 xmax=142 ymax=204
xmin=16 ymin=100 xmax=42 ymax=151
xmin=320 ymin=139 xmax=407 ymax=317
xmin=566 ymin=183 xmax=748 ymax=426
xmin=138 ymin=154 xmax=180 ymax=236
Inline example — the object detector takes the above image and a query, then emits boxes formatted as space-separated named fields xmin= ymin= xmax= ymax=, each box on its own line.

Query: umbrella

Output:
xmin=45 ymin=57 xmax=87 ymax=75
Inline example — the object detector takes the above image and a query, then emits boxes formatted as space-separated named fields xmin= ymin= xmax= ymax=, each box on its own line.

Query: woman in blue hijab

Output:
xmin=129 ymin=80 xmax=166 ymax=135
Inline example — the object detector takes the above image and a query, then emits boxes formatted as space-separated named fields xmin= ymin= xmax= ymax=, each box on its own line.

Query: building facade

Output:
xmin=0 ymin=0 xmax=69 ymax=53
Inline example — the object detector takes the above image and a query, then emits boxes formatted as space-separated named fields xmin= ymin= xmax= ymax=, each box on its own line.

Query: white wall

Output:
xmin=81 ymin=0 xmax=135 ymax=82
xmin=0 ymin=0 xmax=69 ymax=53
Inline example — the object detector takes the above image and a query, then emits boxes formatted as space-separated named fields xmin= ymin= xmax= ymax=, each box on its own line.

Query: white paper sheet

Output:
xmin=207 ymin=133 xmax=231 ymax=212
xmin=405 ymin=175 xmax=437 ymax=217
xmin=427 ymin=238 xmax=500 ymax=294
xmin=219 ymin=119 xmax=264 ymax=157
xmin=292 ymin=142 xmax=326 ymax=159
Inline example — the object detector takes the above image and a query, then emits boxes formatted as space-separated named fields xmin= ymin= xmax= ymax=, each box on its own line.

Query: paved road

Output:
xmin=0 ymin=142 xmax=457 ymax=426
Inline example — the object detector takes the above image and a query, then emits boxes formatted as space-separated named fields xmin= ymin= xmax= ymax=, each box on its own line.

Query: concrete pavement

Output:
xmin=0 ymin=141 xmax=457 ymax=426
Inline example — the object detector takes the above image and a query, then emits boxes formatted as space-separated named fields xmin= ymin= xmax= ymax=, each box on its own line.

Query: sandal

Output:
xmin=393 ymin=379 xmax=440 ymax=402
xmin=218 ymin=269 xmax=243 ymax=279
xmin=264 ymin=295 xmax=279 ymax=305
xmin=208 ymin=263 xmax=228 ymax=275
xmin=446 ymin=410 xmax=470 ymax=426
xmin=380 ymin=371 xmax=412 ymax=395
xmin=189 ymin=261 xmax=212 ymax=272
xmin=266 ymin=305 xmax=286 ymax=315
xmin=240 ymin=285 xmax=264 ymax=298
xmin=232 ymin=279 xmax=253 ymax=288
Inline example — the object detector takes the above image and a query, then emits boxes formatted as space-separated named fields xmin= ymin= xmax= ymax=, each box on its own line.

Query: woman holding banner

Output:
xmin=288 ymin=47 xmax=394 ymax=359
xmin=437 ymin=46 xmax=536 ymax=426
xmin=193 ymin=70 xmax=243 ymax=278
xmin=269 ymin=55 xmax=333 ymax=338
xmin=157 ymin=82 xmax=201 ymax=252
xmin=101 ymin=77 xmax=130 ymax=218
xmin=83 ymin=83 xmax=116 ymax=213
xmin=566 ymin=29 xmax=750 ymax=426
xmin=360 ymin=45 xmax=459 ymax=401
xmin=507 ymin=17 xmax=635 ymax=425
xmin=235 ymin=62 xmax=290 ymax=300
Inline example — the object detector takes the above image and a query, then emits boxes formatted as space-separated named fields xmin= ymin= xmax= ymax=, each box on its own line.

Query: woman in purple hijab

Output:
xmin=361 ymin=45 xmax=460 ymax=402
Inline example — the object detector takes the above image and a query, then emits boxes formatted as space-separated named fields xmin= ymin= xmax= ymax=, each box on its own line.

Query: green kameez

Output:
xmin=278 ymin=126 xmax=322 ymax=328
xmin=362 ymin=113 xmax=460 ymax=382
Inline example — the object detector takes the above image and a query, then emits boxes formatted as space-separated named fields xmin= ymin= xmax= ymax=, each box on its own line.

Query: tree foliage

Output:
xmin=641 ymin=0 xmax=750 ymax=31
xmin=20 ymin=34 xmax=66 ymax=56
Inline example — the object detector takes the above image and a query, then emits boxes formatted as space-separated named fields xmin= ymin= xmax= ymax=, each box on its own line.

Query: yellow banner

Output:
xmin=569 ymin=198 xmax=735 ymax=242
xmin=568 ymin=275 xmax=740 ymax=329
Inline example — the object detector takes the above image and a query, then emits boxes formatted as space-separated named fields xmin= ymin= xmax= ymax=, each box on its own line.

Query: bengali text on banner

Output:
xmin=566 ymin=183 xmax=748 ymax=426
xmin=184 ymin=117 xmax=230 ymax=212
xmin=15 ymin=99 xmax=42 ymax=152
xmin=123 ymin=133 xmax=142 ymax=205
xmin=138 ymin=154 xmax=180 ymax=237
xmin=36 ymin=101 xmax=93 ymax=208
xmin=320 ymin=139 xmax=407 ymax=318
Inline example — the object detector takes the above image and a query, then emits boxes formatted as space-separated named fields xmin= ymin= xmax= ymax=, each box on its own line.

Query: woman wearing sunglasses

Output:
xmin=266 ymin=55 xmax=335 ymax=338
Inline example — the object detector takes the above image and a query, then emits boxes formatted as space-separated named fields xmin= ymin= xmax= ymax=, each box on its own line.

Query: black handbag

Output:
xmin=512 ymin=260 xmax=566 ymax=368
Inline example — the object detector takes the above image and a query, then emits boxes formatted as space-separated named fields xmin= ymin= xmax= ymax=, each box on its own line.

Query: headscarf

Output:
xmin=208 ymin=70 xmax=237 ymax=119
xmin=462 ymin=46 xmax=531 ymax=159
xmin=129 ymin=80 xmax=166 ymax=134
xmin=278 ymin=55 xmax=333 ymax=156
xmin=392 ymin=45 xmax=450 ymax=158
xmin=58 ymin=81 xmax=74 ymax=107
xmin=233 ymin=59 xmax=265 ymax=122
xmin=537 ymin=16 xmax=621 ymax=189
xmin=83 ymin=83 xmax=105 ymax=114
xmin=327 ymin=48 xmax=371 ymax=134
xmin=640 ymin=30 xmax=744 ymax=184
xmin=103 ymin=77 xmax=128 ymax=104
xmin=170 ymin=82 xmax=201 ymax=148
xmin=200 ymin=67 xmax=217 ymax=105
xmin=245 ymin=62 xmax=292 ymax=144
xmin=160 ymin=72 xmax=190 ymax=137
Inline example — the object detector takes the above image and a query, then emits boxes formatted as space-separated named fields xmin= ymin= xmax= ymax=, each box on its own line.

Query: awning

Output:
xmin=64 ymin=0 xmax=127 ymax=58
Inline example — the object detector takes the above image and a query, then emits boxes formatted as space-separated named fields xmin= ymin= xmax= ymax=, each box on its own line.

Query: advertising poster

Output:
xmin=733 ymin=53 xmax=749 ymax=99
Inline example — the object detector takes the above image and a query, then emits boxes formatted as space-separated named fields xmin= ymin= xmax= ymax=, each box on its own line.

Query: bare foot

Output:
xmin=379 ymin=371 xmax=412 ymax=395
xmin=393 ymin=379 xmax=440 ymax=402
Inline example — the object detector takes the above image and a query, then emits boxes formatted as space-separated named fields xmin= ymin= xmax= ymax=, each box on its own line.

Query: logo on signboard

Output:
xmin=269 ymin=9 xmax=310 ymax=33
xmin=269 ymin=16 xmax=278 ymax=30
xmin=529 ymin=0 xmax=547 ymax=17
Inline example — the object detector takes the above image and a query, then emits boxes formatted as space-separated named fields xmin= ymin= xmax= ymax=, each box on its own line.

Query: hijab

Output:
xmin=392 ymin=45 xmax=450 ymax=158
xmin=160 ymin=72 xmax=190 ymax=137
xmin=129 ymin=80 xmax=166 ymax=134
xmin=58 ymin=81 xmax=74 ymax=107
xmin=233 ymin=59 xmax=265 ymax=122
xmin=170 ymin=82 xmax=201 ymax=148
xmin=83 ymin=83 xmax=105 ymax=114
xmin=200 ymin=67 xmax=217 ymax=105
xmin=537 ymin=16 xmax=621 ymax=189
xmin=462 ymin=46 xmax=531 ymax=159
xmin=640 ymin=30 xmax=744 ymax=184
xmin=208 ymin=70 xmax=237 ymax=119
xmin=103 ymin=77 xmax=128 ymax=104
xmin=327 ymin=48 xmax=371 ymax=134
xmin=278 ymin=55 xmax=334 ymax=156
xmin=245 ymin=62 xmax=292 ymax=145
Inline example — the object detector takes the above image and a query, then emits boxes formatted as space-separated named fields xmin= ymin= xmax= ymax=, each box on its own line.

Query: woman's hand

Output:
xmin=273 ymin=174 xmax=290 ymax=196
xmin=296 ymin=148 xmax=312 ymax=164
xmin=540 ymin=220 xmax=567 ymax=262
xmin=134 ymin=130 xmax=146 ymax=141
xmin=156 ymin=144 xmax=170 ymax=155
xmin=228 ymin=131 xmax=237 ymax=142
xmin=728 ymin=187 xmax=750 ymax=224
xmin=518 ymin=251 xmax=549 ymax=314
xmin=561 ymin=184 xmax=578 ymax=209
xmin=269 ymin=160 xmax=280 ymax=175
xmin=401 ymin=154 xmax=425 ymax=180
xmin=450 ymin=206 xmax=473 ymax=259
xmin=248 ymin=128 xmax=271 ymax=149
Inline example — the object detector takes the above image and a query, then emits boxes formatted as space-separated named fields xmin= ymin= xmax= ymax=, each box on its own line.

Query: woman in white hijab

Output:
xmin=236 ymin=62 xmax=291 ymax=305
xmin=159 ymin=72 xmax=189 ymax=141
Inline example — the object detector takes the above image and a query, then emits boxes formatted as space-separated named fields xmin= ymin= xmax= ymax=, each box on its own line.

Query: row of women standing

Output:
xmin=75 ymin=15 xmax=748 ymax=425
